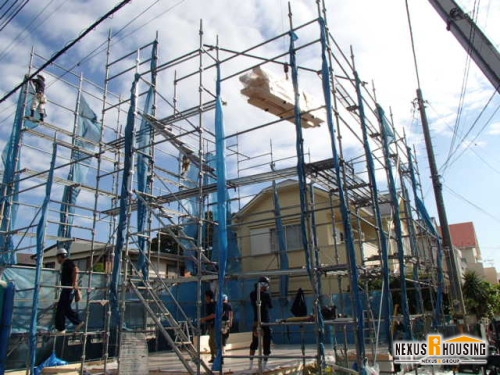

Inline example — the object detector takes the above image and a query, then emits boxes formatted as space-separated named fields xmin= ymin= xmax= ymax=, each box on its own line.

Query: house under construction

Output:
xmin=0 ymin=2 xmax=467 ymax=375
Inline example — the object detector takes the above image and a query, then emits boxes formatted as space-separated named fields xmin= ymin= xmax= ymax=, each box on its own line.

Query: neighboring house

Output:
xmin=31 ymin=238 xmax=181 ymax=278
xmin=16 ymin=253 xmax=36 ymax=266
xmin=448 ymin=222 xmax=497 ymax=283
xmin=233 ymin=180 xmax=409 ymax=296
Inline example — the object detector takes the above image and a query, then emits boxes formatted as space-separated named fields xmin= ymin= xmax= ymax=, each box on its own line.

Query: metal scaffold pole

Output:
xmin=351 ymin=59 xmax=393 ymax=350
xmin=288 ymin=4 xmax=325 ymax=372
xmin=315 ymin=2 xmax=365 ymax=369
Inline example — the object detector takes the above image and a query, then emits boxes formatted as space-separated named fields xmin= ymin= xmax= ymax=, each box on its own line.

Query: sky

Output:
xmin=0 ymin=0 xmax=499 ymax=271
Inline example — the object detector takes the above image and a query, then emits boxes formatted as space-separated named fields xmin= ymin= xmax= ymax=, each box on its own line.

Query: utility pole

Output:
xmin=416 ymin=88 xmax=466 ymax=318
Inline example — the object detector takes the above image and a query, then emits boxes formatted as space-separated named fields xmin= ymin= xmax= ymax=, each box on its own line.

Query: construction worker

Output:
xmin=221 ymin=294 xmax=233 ymax=350
xmin=30 ymin=74 xmax=46 ymax=122
xmin=180 ymin=155 xmax=191 ymax=178
xmin=55 ymin=247 xmax=83 ymax=334
xmin=200 ymin=290 xmax=216 ymax=362
xmin=249 ymin=276 xmax=273 ymax=369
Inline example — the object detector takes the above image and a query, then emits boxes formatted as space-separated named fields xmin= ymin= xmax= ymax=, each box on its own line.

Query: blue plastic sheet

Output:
xmin=34 ymin=352 xmax=68 ymax=375
xmin=351 ymin=50 xmax=393 ymax=347
xmin=111 ymin=74 xmax=140 ymax=328
xmin=0 ymin=83 xmax=30 ymax=265
xmin=213 ymin=64 xmax=228 ymax=371
xmin=137 ymin=40 xmax=158 ymax=278
xmin=317 ymin=17 xmax=364 ymax=363
xmin=58 ymin=95 xmax=101 ymax=246
xmin=29 ymin=143 xmax=57 ymax=373
xmin=272 ymin=181 xmax=289 ymax=303
xmin=376 ymin=103 xmax=412 ymax=340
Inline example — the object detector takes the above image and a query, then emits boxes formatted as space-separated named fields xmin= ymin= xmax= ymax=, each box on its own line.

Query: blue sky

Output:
xmin=0 ymin=0 xmax=499 ymax=271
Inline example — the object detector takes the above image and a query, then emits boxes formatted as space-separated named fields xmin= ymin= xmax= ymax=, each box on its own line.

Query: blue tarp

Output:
xmin=213 ymin=64 xmax=228 ymax=371
xmin=351 ymin=57 xmax=393 ymax=347
xmin=318 ymin=17 xmax=364 ymax=362
xmin=29 ymin=143 xmax=57 ymax=373
xmin=110 ymin=74 xmax=140 ymax=328
xmin=416 ymin=196 xmax=444 ymax=327
xmin=0 ymin=83 xmax=31 ymax=265
xmin=137 ymin=40 xmax=158 ymax=278
xmin=272 ymin=181 xmax=289 ymax=303
xmin=376 ymin=103 xmax=412 ymax=340
xmin=58 ymin=95 xmax=101 ymax=246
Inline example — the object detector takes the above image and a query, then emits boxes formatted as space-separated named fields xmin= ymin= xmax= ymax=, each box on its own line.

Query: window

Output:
xmin=250 ymin=224 xmax=304 ymax=255
xmin=281 ymin=224 xmax=303 ymax=251
xmin=250 ymin=228 xmax=272 ymax=255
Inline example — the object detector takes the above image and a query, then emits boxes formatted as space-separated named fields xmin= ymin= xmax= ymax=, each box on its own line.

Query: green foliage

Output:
xmin=462 ymin=271 xmax=499 ymax=318
xmin=150 ymin=226 xmax=182 ymax=255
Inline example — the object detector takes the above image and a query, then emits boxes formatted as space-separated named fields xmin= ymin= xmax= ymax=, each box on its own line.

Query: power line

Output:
xmin=0 ymin=0 xmax=133 ymax=106
xmin=440 ymin=88 xmax=498 ymax=173
xmin=0 ymin=0 xmax=30 ymax=32
xmin=0 ymin=0 xmax=64 ymax=63
xmin=445 ymin=0 xmax=481 ymax=165
xmin=443 ymin=102 xmax=500 ymax=172
xmin=444 ymin=184 xmax=500 ymax=224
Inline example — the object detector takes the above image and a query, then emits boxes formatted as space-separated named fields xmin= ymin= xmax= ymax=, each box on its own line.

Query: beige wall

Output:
xmin=234 ymin=183 xmax=381 ymax=295
xmin=483 ymin=267 xmax=499 ymax=284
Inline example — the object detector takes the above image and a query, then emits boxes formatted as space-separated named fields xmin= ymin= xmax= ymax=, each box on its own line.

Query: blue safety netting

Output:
xmin=110 ymin=74 xmax=140 ymax=328
xmin=136 ymin=40 xmax=158 ymax=278
xmin=0 ymin=83 xmax=33 ymax=265
xmin=318 ymin=17 xmax=364 ymax=363
xmin=212 ymin=64 xmax=228 ymax=371
xmin=272 ymin=181 xmax=289 ymax=303
xmin=29 ymin=144 xmax=57 ymax=373
xmin=58 ymin=95 xmax=101 ymax=247
xmin=352 ymin=62 xmax=393 ymax=347
xmin=416 ymin=196 xmax=444 ymax=327
xmin=376 ymin=103 xmax=412 ymax=340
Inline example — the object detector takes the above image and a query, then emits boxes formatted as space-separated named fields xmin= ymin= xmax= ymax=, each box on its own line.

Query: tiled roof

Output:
xmin=448 ymin=222 xmax=478 ymax=248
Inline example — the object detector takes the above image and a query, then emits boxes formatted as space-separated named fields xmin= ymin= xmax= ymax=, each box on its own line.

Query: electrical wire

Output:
xmin=0 ymin=0 xmax=134 ymax=105
xmin=444 ymin=0 xmax=480 ymax=172
xmin=0 ymin=0 xmax=9 ymax=12
xmin=0 ymin=0 xmax=30 ymax=32
xmin=442 ymin=102 xmax=499 ymax=172
xmin=0 ymin=0 xmax=64 ymax=63
xmin=440 ymin=89 xmax=498 ymax=173
xmin=444 ymin=184 xmax=500 ymax=224
xmin=0 ymin=0 xmax=20 ymax=25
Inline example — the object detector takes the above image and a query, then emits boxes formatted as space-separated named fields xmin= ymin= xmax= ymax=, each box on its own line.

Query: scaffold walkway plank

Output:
xmin=102 ymin=157 xmax=371 ymax=216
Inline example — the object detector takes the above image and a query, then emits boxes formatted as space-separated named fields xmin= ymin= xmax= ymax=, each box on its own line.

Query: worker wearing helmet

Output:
xmin=55 ymin=247 xmax=83 ymax=334
xmin=200 ymin=289 xmax=217 ymax=363
xmin=249 ymin=276 xmax=273 ymax=369
xmin=30 ymin=74 xmax=47 ymax=122
xmin=221 ymin=294 xmax=233 ymax=350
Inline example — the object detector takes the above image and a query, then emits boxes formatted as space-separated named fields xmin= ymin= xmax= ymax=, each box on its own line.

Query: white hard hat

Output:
xmin=56 ymin=247 xmax=68 ymax=256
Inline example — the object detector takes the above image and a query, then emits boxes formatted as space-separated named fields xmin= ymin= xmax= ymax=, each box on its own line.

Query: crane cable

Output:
xmin=0 ymin=0 xmax=134 ymax=106
xmin=404 ymin=0 xmax=422 ymax=90
xmin=444 ymin=0 xmax=481 ymax=171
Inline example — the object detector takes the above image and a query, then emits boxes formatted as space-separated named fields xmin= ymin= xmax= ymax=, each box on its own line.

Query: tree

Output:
xmin=462 ymin=271 xmax=495 ymax=318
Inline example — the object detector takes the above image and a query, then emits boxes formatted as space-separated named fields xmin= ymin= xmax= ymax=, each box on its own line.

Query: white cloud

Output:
xmin=488 ymin=122 xmax=500 ymax=135
xmin=0 ymin=0 xmax=499 ymax=263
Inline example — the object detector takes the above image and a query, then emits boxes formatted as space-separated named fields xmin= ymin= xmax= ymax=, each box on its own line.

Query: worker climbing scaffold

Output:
xmin=28 ymin=73 xmax=47 ymax=122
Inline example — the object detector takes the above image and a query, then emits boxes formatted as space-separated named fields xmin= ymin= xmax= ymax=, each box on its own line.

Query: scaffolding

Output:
xmin=0 ymin=2 xmax=458 ymax=374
